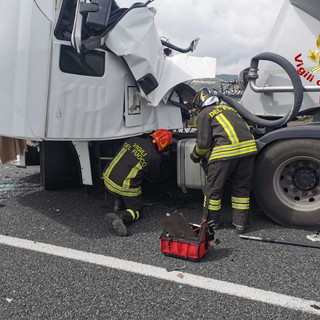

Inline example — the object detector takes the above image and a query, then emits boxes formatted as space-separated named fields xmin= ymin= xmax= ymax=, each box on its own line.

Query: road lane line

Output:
xmin=1 ymin=234 xmax=319 ymax=315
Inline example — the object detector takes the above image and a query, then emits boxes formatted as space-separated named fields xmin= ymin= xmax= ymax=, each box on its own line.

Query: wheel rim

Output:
xmin=273 ymin=156 xmax=320 ymax=211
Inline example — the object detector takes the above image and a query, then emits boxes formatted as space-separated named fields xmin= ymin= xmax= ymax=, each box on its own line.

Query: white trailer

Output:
xmin=1 ymin=0 xmax=319 ymax=230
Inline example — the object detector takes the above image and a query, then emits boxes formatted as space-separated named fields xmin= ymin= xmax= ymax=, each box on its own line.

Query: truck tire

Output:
xmin=253 ymin=139 xmax=320 ymax=230
xmin=40 ymin=141 xmax=69 ymax=190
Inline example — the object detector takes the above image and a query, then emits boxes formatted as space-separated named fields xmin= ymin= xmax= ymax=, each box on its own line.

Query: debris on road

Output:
xmin=166 ymin=266 xmax=187 ymax=272
xmin=306 ymin=232 xmax=320 ymax=242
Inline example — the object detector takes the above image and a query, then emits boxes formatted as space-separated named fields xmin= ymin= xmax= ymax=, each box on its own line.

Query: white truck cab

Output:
xmin=0 ymin=0 xmax=215 ymax=187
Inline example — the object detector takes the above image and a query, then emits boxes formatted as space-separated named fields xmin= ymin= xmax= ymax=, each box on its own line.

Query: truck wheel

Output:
xmin=40 ymin=141 xmax=69 ymax=190
xmin=253 ymin=139 xmax=320 ymax=230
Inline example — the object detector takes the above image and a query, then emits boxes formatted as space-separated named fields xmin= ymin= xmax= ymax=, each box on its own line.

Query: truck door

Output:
xmin=51 ymin=0 xmax=187 ymax=141
xmin=68 ymin=1 xmax=202 ymax=107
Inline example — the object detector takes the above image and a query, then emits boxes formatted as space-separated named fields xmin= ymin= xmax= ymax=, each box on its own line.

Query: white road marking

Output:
xmin=1 ymin=234 xmax=319 ymax=315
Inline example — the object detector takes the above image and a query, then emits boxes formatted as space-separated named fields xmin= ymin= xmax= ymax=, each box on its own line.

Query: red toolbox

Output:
xmin=160 ymin=215 xmax=212 ymax=261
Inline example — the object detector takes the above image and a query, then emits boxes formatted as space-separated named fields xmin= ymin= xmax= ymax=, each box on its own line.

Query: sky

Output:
xmin=116 ymin=0 xmax=285 ymax=75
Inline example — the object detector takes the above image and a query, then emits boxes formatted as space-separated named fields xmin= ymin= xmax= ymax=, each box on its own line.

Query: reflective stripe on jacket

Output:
xmin=196 ymin=104 xmax=257 ymax=162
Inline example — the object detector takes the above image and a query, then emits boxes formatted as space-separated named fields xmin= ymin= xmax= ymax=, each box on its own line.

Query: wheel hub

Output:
xmin=292 ymin=167 xmax=319 ymax=191
xmin=274 ymin=156 xmax=320 ymax=211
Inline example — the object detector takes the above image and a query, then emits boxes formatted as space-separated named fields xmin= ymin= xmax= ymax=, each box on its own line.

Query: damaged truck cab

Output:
xmin=0 ymin=0 xmax=214 ymax=187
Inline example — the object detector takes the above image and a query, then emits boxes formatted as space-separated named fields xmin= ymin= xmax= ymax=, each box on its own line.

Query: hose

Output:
xmin=218 ymin=52 xmax=304 ymax=128
xmin=161 ymin=38 xmax=199 ymax=53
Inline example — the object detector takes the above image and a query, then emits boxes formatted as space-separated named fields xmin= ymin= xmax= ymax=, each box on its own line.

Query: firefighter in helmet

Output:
xmin=103 ymin=129 xmax=173 ymax=236
xmin=190 ymin=88 xmax=257 ymax=234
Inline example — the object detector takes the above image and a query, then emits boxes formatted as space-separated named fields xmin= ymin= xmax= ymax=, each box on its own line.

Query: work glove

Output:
xmin=190 ymin=152 xmax=201 ymax=163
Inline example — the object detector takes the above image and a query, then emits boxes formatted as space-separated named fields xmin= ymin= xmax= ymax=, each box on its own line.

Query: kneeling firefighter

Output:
xmin=103 ymin=129 xmax=173 ymax=236
xmin=190 ymin=88 xmax=258 ymax=234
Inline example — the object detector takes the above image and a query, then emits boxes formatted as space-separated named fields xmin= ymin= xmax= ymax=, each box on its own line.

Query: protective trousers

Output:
xmin=111 ymin=192 xmax=143 ymax=223
xmin=203 ymin=155 xmax=255 ymax=227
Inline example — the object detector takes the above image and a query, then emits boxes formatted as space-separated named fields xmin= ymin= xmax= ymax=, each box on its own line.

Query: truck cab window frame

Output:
xmin=59 ymin=45 xmax=105 ymax=77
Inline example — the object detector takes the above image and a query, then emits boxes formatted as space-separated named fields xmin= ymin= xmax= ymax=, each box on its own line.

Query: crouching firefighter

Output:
xmin=103 ymin=129 xmax=173 ymax=236
xmin=190 ymin=88 xmax=257 ymax=234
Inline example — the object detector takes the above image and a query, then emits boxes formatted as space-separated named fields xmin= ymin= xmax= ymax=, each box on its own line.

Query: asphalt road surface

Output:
xmin=1 ymin=164 xmax=320 ymax=320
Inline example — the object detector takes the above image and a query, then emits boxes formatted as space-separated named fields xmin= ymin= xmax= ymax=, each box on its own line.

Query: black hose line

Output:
xmin=161 ymin=39 xmax=198 ymax=53
xmin=218 ymin=52 xmax=304 ymax=128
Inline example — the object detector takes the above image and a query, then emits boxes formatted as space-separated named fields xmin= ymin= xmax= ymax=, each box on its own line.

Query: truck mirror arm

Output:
xmin=161 ymin=38 xmax=200 ymax=54
xmin=80 ymin=3 xmax=99 ymax=15
xmin=144 ymin=0 xmax=155 ymax=5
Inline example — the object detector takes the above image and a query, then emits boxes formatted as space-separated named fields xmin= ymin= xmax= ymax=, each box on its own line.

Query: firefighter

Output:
xmin=190 ymin=88 xmax=257 ymax=234
xmin=103 ymin=129 xmax=173 ymax=236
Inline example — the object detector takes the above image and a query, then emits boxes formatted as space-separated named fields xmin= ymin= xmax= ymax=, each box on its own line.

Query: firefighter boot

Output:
xmin=207 ymin=227 xmax=215 ymax=241
xmin=106 ymin=209 xmax=138 ymax=237
xmin=207 ymin=212 xmax=221 ymax=231
xmin=105 ymin=212 xmax=128 ymax=236
xmin=234 ymin=224 xmax=246 ymax=234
